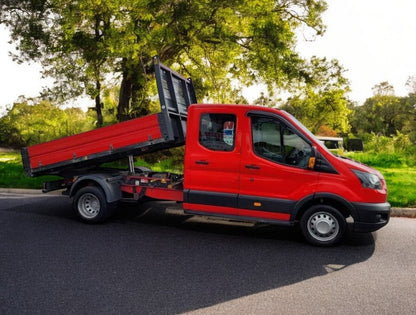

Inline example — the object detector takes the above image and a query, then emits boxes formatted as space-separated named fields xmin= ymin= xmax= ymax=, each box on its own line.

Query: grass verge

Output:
xmin=0 ymin=151 xmax=60 ymax=189
xmin=377 ymin=167 xmax=416 ymax=208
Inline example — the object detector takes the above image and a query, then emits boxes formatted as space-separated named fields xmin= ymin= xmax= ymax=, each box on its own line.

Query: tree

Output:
xmin=401 ymin=92 xmax=416 ymax=142
xmin=281 ymin=57 xmax=352 ymax=135
xmin=316 ymin=125 xmax=337 ymax=137
xmin=351 ymin=95 xmax=409 ymax=136
xmin=350 ymin=81 xmax=416 ymax=137
xmin=1 ymin=0 xmax=329 ymax=123
xmin=406 ymin=76 xmax=416 ymax=94
xmin=282 ymin=88 xmax=351 ymax=135
xmin=0 ymin=0 xmax=116 ymax=126
xmin=372 ymin=81 xmax=395 ymax=96
xmin=0 ymin=98 xmax=93 ymax=147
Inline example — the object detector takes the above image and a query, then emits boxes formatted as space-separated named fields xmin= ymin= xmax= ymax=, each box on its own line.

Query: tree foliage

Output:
xmin=350 ymin=82 xmax=416 ymax=139
xmin=280 ymin=57 xmax=351 ymax=135
xmin=351 ymin=95 xmax=404 ymax=136
xmin=0 ymin=99 xmax=93 ymax=147
xmin=406 ymin=76 xmax=416 ymax=94
xmin=372 ymin=81 xmax=395 ymax=96
xmin=282 ymin=87 xmax=351 ymax=135
xmin=1 ymin=0 xmax=329 ymax=123
xmin=402 ymin=93 xmax=416 ymax=141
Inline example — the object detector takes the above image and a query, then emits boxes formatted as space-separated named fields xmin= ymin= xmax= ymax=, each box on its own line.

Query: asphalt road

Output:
xmin=1 ymin=192 xmax=415 ymax=314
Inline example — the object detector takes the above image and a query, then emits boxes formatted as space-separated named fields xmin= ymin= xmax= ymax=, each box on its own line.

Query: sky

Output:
xmin=296 ymin=0 xmax=416 ymax=102
xmin=1 ymin=0 xmax=416 ymax=114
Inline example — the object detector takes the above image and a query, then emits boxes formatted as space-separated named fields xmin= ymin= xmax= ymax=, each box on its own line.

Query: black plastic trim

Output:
xmin=315 ymin=152 xmax=338 ymax=174
xmin=292 ymin=192 xmax=357 ymax=221
xmin=238 ymin=194 xmax=295 ymax=213
xmin=185 ymin=189 xmax=295 ymax=214
xmin=184 ymin=189 xmax=237 ymax=208
xmin=351 ymin=202 xmax=391 ymax=232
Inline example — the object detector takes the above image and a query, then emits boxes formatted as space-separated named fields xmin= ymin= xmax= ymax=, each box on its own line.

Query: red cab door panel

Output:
xmin=184 ymin=106 xmax=241 ymax=216
xmin=238 ymin=113 xmax=319 ymax=221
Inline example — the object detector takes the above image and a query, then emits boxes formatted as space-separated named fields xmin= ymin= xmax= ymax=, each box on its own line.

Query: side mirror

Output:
xmin=308 ymin=146 xmax=317 ymax=170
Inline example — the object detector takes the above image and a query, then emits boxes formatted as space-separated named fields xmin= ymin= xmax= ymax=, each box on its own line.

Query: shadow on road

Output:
xmin=1 ymin=197 xmax=375 ymax=314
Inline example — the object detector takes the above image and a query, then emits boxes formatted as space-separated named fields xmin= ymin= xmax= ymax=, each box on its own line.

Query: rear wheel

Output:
xmin=73 ymin=186 xmax=114 ymax=223
xmin=300 ymin=205 xmax=346 ymax=246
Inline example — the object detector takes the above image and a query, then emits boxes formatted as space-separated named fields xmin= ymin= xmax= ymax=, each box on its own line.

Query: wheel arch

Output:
xmin=293 ymin=193 xmax=357 ymax=222
xmin=69 ymin=174 xmax=122 ymax=204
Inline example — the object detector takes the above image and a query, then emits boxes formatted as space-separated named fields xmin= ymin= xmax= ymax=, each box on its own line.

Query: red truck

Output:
xmin=22 ymin=56 xmax=390 ymax=246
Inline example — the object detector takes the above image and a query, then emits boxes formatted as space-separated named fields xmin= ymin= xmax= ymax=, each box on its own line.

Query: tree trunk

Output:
xmin=117 ymin=58 xmax=132 ymax=122
xmin=117 ymin=58 xmax=150 ymax=121
xmin=95 ymin=80 xmax=103 ymax=127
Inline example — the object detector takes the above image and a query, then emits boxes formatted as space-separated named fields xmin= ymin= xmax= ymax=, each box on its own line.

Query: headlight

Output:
xmin=352 ymin=169 xmax=382 ymax=190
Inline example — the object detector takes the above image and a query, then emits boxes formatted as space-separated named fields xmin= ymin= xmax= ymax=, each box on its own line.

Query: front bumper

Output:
xmin=351 ymin=202 xmax=391 ymax=232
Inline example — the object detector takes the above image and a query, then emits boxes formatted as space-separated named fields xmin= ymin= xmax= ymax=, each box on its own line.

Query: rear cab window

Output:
xmin=199 ymin=114 xmax=236 ymax=151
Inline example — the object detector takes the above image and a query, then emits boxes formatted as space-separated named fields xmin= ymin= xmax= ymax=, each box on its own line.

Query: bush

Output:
xmin=140 ymin=147 xmax=185 ymax=170
xmin=345 ymin=138 xmax=363 ymax=151
xmin=347 ymin=132 xmax=416 ymax=167
xmin=0 ymin=100 xmax=94 ymax=147
xmin=363 ymin=133 xmax=393 ymax=152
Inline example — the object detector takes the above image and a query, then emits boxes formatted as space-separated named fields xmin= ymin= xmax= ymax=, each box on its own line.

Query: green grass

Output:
xmin=344 ymin=151 xmax=412 ymax=168
xmin=343 ymin=151 xmax=416 ymax=207
xmin=1 ymin=150 xmax=414 ymax=207
xmin=377 ymin=167 xmax=416 ymax=208
xmin=0 ymin=151 xmax=60 ymax=189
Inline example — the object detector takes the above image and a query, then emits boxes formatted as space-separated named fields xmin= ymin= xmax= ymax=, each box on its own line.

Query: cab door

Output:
xmin=238 ymin=113 xmax=319 ymax=221
xmin=183 ymin=106 xmax=241 ymax=216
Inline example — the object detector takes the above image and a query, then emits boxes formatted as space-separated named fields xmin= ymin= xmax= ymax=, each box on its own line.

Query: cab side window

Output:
xmin=252 ymin=118 xmax=283 ymax=162
xmin=199 ymin=114 xmax=236 ymax=151
xmin=251 ymin=115 xmax=312 ymax=167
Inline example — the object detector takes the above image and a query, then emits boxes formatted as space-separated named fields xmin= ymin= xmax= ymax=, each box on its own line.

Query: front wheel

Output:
xmin=73 ymin=186 xmax=114 ymax=223
xmin=300 ymin=205 xmax=346 ymax=246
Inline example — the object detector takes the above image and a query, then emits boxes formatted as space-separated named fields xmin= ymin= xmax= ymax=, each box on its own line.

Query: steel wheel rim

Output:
xmin=307 ymin=211 xmax=339 ymax=242
xmin=78 ymin=193 xmax=100 ymax=219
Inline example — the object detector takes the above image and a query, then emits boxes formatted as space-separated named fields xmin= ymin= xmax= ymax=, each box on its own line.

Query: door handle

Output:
xmin=196 ymin=160 xmax=209 ymax=165
xmin=245 ymin=164 xmax=260 ymax=170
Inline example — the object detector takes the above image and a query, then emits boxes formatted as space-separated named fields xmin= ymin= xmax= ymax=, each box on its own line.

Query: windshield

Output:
xmin=281 ymin=110 xmax=318 ymax=141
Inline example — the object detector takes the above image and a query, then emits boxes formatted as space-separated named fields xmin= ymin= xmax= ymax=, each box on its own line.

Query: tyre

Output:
xmin=300 ymin=205 xmax=346 ymax=246
xmin=73 ymin=186 xmax=114 ymax=223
